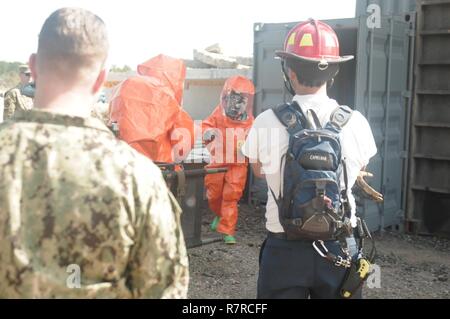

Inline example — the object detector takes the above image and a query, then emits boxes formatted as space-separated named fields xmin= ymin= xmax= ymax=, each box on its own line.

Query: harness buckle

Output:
xmin=313 ymin=240 xmax=352 ymax=268
xmin=335 ymin=255 xmax=351 ymax=268
xmin=312 ymin=240 xmax=328 ymax=258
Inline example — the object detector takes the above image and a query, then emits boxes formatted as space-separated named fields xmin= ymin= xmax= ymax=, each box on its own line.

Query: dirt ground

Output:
xmin=187 ymin=205 xmax=450 ymax=299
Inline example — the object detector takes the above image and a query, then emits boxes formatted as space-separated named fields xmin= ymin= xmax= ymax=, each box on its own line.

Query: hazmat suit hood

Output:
xmin=220 ymin=76 xmax=255 ymax=121
xmin=109 ymin=54 xmax=194 ymax=163
xmin=137 ymin=54 xmax=186 ymax=105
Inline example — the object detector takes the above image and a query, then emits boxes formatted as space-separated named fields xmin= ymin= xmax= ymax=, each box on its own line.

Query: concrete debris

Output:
xmin=205 ymin=43 xmax=222 ymax=54
xmin=233 ymin=56 xmax=253 ymax=67
xmin=191 ymin=45 xmax=253 ymax=69
xmin=183 ymin=59 xmax=214 ymax=69
xmin=193 ymin=49 xmax=239 ymax=69
xmin=236 ymin=64 xmax=252 ymax=70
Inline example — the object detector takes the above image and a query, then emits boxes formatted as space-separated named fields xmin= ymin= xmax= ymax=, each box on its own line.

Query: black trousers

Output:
xmin=257 ymin=234 xmax=362 ymax=299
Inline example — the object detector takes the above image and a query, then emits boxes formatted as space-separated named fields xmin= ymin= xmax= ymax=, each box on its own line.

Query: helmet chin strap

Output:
xmin=327 ymin=68 xmax=340 ymax=89
xmin=327 ymin=78 xmax=335 ymax=89
xmin=281 ymin=60 xmax=296 ymax=97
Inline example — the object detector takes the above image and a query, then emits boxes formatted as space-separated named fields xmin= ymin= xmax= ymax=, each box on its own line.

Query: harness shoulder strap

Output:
xmin=307 ymin=109 xmax=322 ymax=129
xmin=329 ymin=105 xmax=353 ymax=130
xmin=269 ymin=102 xmax=306 ymax=215
xmin=272 ymin=101 xmax=308 ymax=135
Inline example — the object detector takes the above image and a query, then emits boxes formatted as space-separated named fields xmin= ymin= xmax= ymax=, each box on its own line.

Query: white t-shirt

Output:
xmin=242 ymin=93 xmax=377 ymax=233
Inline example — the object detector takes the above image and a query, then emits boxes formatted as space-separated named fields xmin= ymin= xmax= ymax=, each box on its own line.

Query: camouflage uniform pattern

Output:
xmin=3 ymin=84 xmax=34 ymax=120
xmin=0 ymin=109 xmax=189 ymax=298
xmin=91 ymin=102 xmax=110 ymax=125
xmin=0 ymin=95 xmax=4 ymax=122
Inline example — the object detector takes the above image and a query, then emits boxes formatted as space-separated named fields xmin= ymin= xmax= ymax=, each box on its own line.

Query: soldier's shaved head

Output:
xmin=36 ymin=7 xmax=109 ymax=82
xmin=29 ymin=8 xmax=109 ymax=117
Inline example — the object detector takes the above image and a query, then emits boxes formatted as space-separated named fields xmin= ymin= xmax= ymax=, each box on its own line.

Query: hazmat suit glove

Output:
xmin=203 ymin=130 xmax=216 ymax=144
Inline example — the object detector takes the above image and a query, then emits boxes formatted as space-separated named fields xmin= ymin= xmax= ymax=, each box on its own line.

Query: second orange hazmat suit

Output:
xmin=203 ymin=76 xmax=255 ymax=238
xmin=109 ymin=54 xmax=195 ymax=163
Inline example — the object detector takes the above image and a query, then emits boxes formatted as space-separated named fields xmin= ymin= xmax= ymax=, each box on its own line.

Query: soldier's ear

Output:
xmin=29 ymin=54 xmax=37 ymax=81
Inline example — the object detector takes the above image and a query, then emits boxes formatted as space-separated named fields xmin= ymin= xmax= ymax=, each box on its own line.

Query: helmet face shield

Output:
xmin=222 ymin=90 xmax=253 ymax=120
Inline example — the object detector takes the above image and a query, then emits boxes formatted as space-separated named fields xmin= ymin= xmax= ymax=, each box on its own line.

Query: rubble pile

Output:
xmin=184 ymin=44 xmax=252 ymax=70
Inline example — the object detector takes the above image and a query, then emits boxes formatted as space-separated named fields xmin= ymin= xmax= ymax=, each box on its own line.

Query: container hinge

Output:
xmin=406 ymin=29 xmax=415 ymax=37
xmin=254 ymin=23 xmax=264 ymax=32
xmin=402 ymin=90 xmax=412 ymax=99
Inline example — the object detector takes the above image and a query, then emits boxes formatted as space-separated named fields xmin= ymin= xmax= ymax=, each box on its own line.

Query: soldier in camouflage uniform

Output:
xmin=0 ymin=8 xmax=188 ymax=298
xmin=3 ymin=65 xmax=34 ymax=120
xmin=0 ymin=91 xmax=4 ymax=122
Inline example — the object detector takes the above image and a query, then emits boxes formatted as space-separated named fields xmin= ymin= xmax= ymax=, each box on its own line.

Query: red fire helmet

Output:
xmin=275 ymin=19 xmax=353 ymax=69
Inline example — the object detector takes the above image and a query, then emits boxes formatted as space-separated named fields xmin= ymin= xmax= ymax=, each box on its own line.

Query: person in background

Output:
xmin=3 ymin=64 xmax=34 ymax=119
xmin=202 ymin=76 xmax=255 ymax=244
xmin=0 ymin=91 xmax=4 ymax=122
xmin=109 ymin=54 xmax=195 ymax=164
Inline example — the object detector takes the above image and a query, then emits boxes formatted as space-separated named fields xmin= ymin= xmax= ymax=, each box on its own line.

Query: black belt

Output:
xmin=268 ymin=232 xmax=288 ymax=240
xmin=267 ymin=232 xmax=314 ymax=242
xmin=267 ymin=232 xmax=339 ymax=243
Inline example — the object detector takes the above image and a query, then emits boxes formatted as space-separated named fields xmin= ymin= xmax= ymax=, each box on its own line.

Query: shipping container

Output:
xmin=407 ymin=0 xmax=450 ymax=235
xmin=356 ymin=0 xmax=416 ymax=17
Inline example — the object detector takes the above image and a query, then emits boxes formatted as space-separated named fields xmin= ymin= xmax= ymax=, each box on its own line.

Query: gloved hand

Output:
xmin=203 ymin=130 xmax=216 ymax=143
xmin=355 ymin=171 xmax=384 ymax=202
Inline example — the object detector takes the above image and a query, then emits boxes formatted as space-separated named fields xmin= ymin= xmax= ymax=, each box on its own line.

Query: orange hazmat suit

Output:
xmin=203 ymin=76 xmax=255 ymax=236
xmin=109 ymin=54 xmax=195 ymax=163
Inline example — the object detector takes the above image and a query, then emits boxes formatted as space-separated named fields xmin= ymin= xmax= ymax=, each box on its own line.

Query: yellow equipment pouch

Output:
xmin=340 ymin=258 xmax=372 ymax=299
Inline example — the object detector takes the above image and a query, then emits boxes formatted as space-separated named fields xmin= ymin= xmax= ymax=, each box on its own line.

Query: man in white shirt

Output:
xmin=242 ymin=19 xmax=377 ymax=299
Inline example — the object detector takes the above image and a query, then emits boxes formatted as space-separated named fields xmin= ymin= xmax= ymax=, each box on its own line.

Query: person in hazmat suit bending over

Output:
xmin=109 ymin=54 xmax=195 ymax=163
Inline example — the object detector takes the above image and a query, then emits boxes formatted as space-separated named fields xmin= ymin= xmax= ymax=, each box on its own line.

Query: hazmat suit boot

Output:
xmin=224 ymin=235 xmax=236 ymax=245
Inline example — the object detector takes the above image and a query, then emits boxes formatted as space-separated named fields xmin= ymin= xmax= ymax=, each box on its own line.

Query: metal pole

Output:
xmin=379 ymin=16 xmax=395 ymax=234
xmin=402 ymin=12 xmax=416 ymax=231
xmin=366 ymin=26 xmax=375 ymax=119
xmin=364 ymin=20 xmax=375 ymax=227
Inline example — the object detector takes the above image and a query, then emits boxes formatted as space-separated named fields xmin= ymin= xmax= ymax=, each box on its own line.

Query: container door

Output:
xmin=407 ymin=0 xmax=450 ymax=236
xmin=354 ymin=15 xmax=412 ymax=231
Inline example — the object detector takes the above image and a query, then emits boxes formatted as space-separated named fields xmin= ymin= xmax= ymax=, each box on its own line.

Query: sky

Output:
xmin=0 ymin=0 xmax=356 ymax=68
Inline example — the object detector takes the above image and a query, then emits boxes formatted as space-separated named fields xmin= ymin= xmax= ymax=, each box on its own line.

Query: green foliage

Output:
xmin=0 ymin=61 xmax=22 ymax=74
xmin=110 ymin=65 xmax=132 ymax=73
xmin=0 ymin=62 xmax=134 ymax=90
